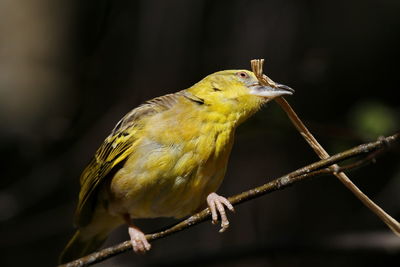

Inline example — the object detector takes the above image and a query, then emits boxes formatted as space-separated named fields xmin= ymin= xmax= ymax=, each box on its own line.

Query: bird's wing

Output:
xmin=75 ymin=90 xmax=201 ymax=226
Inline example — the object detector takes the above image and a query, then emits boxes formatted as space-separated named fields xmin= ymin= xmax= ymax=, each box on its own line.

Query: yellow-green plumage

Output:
xmin=60 ymin=70 xmax=292 ymax=263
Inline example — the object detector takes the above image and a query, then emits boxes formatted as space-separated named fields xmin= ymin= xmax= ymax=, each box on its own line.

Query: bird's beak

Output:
xmin=249 ymin=83 xmax=294 ymax=98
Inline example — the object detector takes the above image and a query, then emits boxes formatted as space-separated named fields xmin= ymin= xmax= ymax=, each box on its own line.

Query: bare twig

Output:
xmin=250 ymin=58 xmax=400 ymax=236
xmin=60 ymin=132 xmax=399 ymax=267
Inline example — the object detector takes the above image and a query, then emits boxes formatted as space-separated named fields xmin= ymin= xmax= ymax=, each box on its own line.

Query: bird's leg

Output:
xmin=206 ymin=192 xmax=235 ymax=233
xmin=123 ymin=214 xmax=151 ymax=253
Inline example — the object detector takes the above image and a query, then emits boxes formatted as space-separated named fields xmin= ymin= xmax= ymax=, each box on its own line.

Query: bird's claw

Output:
xmin=128 ymin=226 xmax=151 ymax=253
xmin=206 ymin=192 xmax=235 ymax=233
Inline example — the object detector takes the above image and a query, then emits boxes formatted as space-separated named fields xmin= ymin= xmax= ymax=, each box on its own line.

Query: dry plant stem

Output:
xmin=59 ymin=133 xmax=399 ymax=267
xmin=250 ymin=59 xmax=400 ymax=236
xmin=276 ymin=97 xmax=400 ymax=236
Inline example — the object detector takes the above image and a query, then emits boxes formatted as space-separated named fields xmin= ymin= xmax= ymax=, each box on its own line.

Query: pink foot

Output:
xmin=206 ymin=192 xmax=235 ymax=233
xmin=128 ymin=225 xmax=151 ymax=253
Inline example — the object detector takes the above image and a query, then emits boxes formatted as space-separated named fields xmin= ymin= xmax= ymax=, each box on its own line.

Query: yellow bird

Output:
xmin=60 ymin=69 xmax=293 ymax=263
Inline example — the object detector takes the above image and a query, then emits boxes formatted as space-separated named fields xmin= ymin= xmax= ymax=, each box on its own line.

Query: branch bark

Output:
xmin=60 ymin=132 xmax=399 ymax=267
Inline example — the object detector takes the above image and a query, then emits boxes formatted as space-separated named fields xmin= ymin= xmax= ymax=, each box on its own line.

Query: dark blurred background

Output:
xmin=0 ymin=0 xmax=399 ymax=266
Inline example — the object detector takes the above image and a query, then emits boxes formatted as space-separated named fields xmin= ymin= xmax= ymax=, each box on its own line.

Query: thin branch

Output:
xmin=276 ymin=97 xmax=400 ymax=236
xmin=60 ymin=132 xmax=399 ymax=267
xmin=250 ymin=58 xmax=400 ymax=237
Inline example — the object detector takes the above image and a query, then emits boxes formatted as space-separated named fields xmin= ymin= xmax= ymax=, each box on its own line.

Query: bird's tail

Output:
xmin=59 ymin=212 xmax=122 ymax=264
xmin=59 ymin=229 xmax=107 ymax=264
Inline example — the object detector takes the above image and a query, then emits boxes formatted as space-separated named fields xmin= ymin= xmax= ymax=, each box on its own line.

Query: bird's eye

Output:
xmin=237 ymin=72 xmax=249 ymax=79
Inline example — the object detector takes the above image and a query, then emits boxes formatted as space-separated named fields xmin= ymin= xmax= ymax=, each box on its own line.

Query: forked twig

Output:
xmin=250 ymin=58 xmax=400 ymax=236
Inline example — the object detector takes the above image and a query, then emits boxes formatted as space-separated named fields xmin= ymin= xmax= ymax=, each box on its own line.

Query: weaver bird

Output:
xmin=60 ymin=69 xmax=293 ymax=263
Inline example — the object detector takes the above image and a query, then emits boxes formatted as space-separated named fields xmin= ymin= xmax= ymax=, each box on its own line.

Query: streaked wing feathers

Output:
xmin=74 ymin=91 xmax=191 ymax=226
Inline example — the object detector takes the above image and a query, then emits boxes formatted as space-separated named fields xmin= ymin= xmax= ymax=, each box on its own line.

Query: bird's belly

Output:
xmin=108 ymin=139 xmax=229 ymax=219
xmin=110 ymin=168 xmax=225 ymax=219
xmin=129 ymin=173 xmax=216 ymax=218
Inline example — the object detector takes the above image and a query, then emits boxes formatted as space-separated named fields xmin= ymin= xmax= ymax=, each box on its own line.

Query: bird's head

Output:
xmin=187 ymin=70 xmax=294 ymax=124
